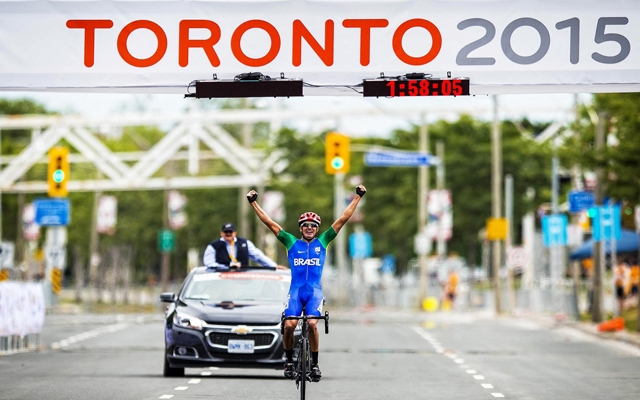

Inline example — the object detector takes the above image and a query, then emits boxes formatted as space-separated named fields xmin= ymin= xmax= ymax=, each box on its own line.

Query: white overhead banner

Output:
xmin=1 ymin=0 xmax=639 ymax=95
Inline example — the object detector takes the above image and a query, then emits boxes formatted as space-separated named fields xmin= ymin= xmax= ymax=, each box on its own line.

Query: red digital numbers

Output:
xmin=372 ymin=78 xmax=469 ymax=98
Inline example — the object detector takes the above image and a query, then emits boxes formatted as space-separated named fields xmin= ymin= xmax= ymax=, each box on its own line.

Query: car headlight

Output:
xmin=173 ymin=312 xmax=205 ymax=330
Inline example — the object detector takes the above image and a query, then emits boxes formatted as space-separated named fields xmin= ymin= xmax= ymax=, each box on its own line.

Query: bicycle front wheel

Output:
xmin=299 ymin=338 xmax=307 ymax=400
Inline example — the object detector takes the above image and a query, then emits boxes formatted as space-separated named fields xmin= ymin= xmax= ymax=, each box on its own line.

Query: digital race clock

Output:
xmin=363 ymin=78 xmax=470 ymax=97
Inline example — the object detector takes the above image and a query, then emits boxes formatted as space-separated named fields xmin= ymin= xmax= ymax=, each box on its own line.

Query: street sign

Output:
xmin=381 ymin=254 xmax=396 ymax=274
xmin=349 ymin=231 xmax=372 ymax=259
xmin=486 ymin=218 xmax=507 ymax=240
xmin=592 ymin=205 xmax=621 ymax=241
xmin=34 ymin=198 xmax=70 ymax=226
xmin=0 ymin=242 xmax=15 ymax=269
xmin=97 ymin=195 xmax=117 ymax=234
xmin=567 ymin=224 xmax=584 ymax=247
xmin=364 ymin=151 xmax=439 ymax=167
xmin=542 ymin=214 xmax=568 ymax=247
xmin=158 ymin=229 xmax=175 ymax=253
xmin=506 ymin=246 xmax=528 ymax=269
xmin=568 ymin=191 xmax=595 ymax=213
xmin=414 ymin=232 xmax=432 ymax=255
xmin=45 ymin=245 xmax=67 ymax=269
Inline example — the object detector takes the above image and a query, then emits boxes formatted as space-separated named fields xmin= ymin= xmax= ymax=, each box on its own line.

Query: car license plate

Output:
xmin=228 ymin=340 xmax=255 ymax=354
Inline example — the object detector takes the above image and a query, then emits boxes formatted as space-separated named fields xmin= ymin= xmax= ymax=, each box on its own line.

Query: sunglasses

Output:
xmin=301 ymin=223 xmax=319 ymax=228
xmin=223 ymin=230 xmax=235 ymax=234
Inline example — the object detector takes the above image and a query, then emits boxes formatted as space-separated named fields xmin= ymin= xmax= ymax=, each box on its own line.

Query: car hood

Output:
xmin=180 ymin=300 xmax=284 ymax=325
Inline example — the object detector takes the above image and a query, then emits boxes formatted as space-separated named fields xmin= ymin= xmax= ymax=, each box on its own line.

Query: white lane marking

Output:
xmin=188 ymin=379 xmax=201 ymax=384
xmin=209 ymin=367 xmax=220 ymax=370
xmin=201 ymin=372 xmax=212 ymax=376
xmin=159 ymin=396 xmax=174 ymax=399
xmin=50 ymin=323 xmax=129 ymax=349
xmin=174 ymin=387 xmax=188 ymax=391
xmin=413 ymin=326 xmax=506 ymax=397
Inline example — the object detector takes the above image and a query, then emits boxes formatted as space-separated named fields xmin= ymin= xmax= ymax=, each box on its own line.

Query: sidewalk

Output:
xmin=331 ymin=306 xmax=640 ymax=349
xmin=514 ymin=310 xmax=640 ymax=349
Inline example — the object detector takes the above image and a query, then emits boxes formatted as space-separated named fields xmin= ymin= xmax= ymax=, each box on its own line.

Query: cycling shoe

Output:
xmin=310 ymin=364 xmax=322 ymax=382
xmin=284 ymin=362 xmax=295 ymax=379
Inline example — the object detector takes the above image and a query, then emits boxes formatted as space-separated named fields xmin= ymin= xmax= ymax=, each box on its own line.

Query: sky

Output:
xmin=0 ymin=91 xmax=588 ymax=138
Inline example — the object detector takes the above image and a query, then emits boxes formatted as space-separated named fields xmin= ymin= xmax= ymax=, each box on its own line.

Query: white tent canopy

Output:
xmin=2 ymin=0 xmax=639 ymax=95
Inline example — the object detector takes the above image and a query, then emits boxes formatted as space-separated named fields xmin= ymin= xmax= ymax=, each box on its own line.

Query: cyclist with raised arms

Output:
xmin=246 ymin=185 xmax=367 ymax=381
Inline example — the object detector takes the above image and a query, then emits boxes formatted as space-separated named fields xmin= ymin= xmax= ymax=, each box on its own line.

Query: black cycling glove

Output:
xmin=247 ymin=191 xmax=258 ymax=203
xmin=356 ymin=186 xmax=366 ymax=197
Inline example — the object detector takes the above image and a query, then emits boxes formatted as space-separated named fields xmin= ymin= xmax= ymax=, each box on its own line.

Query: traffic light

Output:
xmin=325 ymin=132 xmax=350 ymax=174
xmin=48 ymin=146 xmax=70 ymax=197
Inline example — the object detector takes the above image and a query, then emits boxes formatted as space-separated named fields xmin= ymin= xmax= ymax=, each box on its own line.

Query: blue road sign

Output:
xmin=381 ymin=254 xmax=396 ymax=274
xmin=349 ymin=231 xmax=372 ymax=259
xmin=364 ymin=151 xmax=439 ymax=167
xmin=34 ymin=198 xmax=70 ymax=226
xmin=568 ymin=191 xmax=595 ymax=213
xmin=542 ymin=214 xmax=568 ymax=247
xmin=592 ymin=205 xmax=621 ymax=241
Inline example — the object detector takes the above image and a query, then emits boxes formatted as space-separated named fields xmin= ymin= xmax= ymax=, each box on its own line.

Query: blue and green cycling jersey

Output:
xmin=277 ymin=227 xmax=337 ymax=289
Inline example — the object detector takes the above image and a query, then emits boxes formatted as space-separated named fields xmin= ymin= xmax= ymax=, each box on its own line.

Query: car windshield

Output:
xmin=183 ymin=272 xmax=289 ymax=303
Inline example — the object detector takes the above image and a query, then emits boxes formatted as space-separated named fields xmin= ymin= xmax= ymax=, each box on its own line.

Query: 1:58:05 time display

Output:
xmin=363 ymin=78 xmax=470 ymax=97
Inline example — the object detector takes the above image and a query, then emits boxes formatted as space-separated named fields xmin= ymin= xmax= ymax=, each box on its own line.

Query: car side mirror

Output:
xmin=160 ymin=292 xmax=176 ymax=303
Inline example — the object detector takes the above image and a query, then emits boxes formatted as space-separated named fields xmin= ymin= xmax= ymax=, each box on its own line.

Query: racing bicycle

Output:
xmin=281 ymin=310 xmax=329 ymax=400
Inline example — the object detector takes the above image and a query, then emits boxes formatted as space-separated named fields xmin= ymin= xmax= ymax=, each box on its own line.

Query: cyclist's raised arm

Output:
xmin=247 ymin=190 xmax=283 ymax=236
xmin=331 ymin=185 xmax=366 ymax=234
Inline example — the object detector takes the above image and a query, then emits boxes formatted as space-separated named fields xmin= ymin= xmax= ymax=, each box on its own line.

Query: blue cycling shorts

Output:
xmin=284 ymin=285 xmax=323 ymax=317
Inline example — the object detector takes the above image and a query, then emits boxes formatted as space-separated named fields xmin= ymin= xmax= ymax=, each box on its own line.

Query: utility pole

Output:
xmin=591 ymin=112 xmax=606 ymax=322
xmin=436 ymin=140 xmax=446 ymax=258
xmin=334 ymin=172 xmax=347 ymax=301
xmin=505 ymin=174 xmax=516 ymax=313
xmin=239 ymin=98 xmax=251 ymax=240
xmin=417 ymin=118 xmax=430 ymax=308
xmin=491 ymin=95 xmax=503 ymax=314
xmin=89 ymin=170 xmax=103 ymax=300
xmin=0 ymin=128 xmax=3 ymax=243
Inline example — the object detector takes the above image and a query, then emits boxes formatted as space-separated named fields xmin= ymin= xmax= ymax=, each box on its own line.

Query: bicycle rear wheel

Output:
xmin=299 ymin=337 xmax=307 ymax=400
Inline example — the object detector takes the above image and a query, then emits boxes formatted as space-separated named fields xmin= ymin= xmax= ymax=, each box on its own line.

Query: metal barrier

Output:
xmin=0 ymin=282 xmax=46 ymax=356
xmin=0 ymin=333 xmax=41 ymax=356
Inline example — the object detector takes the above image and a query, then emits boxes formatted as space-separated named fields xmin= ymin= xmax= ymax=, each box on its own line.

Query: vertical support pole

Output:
xmin=436 ymin=140 xmax=446 ymax=258
xmin=0 ymin=127 xmax=3 ymax=243
xmin=418 ymin=117 xmax=429 ymax=309
xmin=551 ymin=156 xmax=563 ymax=316
xmin=570 ymin=94 xmax=583 ymax=319
xmin=591 ymin=112 xmax=606 ymax=322
xmin=505 ymin=174 xmax=516 ymax=314
xmin=160 ymin=188 xmax=170 ymax=292
xmin=16 ymin=191 xmax=24 ymax=277
xmin=491 ymin=95 xmax=503 ymax=314
xmin=89 ymin=170 xmax=102 ymax=300
xmin=239 ymin=98 xmax=252 ymax=240
xmin=334 ymin=172 xmax=347 ymax=303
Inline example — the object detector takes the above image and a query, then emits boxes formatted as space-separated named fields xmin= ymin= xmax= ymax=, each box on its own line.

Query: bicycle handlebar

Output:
xmin=281 ymin=311 xmax=330 ymax=334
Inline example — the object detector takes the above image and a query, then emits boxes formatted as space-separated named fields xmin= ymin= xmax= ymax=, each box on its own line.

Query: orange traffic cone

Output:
xmin=597 ymin=317 xmax=625 ymax=332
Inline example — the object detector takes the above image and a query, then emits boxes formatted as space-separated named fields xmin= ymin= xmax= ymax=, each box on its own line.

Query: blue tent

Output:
xmin=569 ymin=229 xmax=640 ymax=260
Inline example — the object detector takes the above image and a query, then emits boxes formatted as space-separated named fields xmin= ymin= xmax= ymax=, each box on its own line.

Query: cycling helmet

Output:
xmin=298 ymin=212 xmax=321 ymax=226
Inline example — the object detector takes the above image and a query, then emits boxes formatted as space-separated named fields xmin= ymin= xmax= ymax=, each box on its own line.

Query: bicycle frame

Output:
xmin=281 ymin=311 xmax=329 ymax=400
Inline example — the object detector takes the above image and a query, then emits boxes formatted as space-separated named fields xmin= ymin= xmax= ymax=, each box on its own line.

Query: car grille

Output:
xmin=206 ymin=332 xmax=275 ymax=347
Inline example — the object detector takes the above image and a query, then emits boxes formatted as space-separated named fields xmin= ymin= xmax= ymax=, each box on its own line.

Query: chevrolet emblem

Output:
xmin=231 ymin=326 xmax=253 ymax=335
